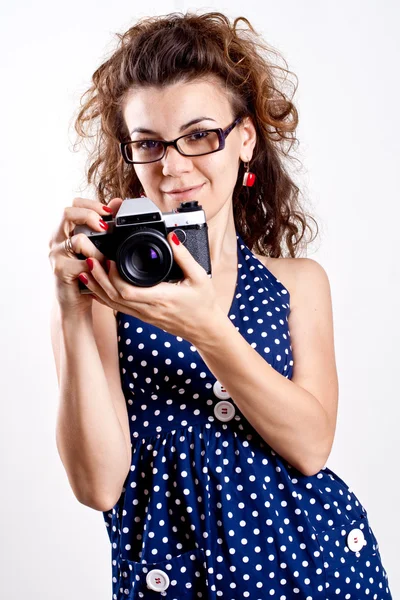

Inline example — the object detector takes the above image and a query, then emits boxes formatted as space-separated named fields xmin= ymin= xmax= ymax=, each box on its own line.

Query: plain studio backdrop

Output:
xmin=0 ymin=0 xmax=398 ymax=598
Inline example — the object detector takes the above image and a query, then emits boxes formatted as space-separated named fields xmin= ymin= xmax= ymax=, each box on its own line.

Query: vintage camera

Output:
xmin=73 ymin=197 xmax=212 ymax=292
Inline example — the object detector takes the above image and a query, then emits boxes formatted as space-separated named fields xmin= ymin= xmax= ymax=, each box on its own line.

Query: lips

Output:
xmin=165 ymin=184 xmax=203 ymax=194
xmin=162 ymin=183 xmax=205 ymax=200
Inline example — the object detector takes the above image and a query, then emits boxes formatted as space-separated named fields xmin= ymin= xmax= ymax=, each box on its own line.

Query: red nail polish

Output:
xmin=99 ymin=219 xmax=108 ymax=230
xmin=102 ymin=206 xmax=113 ymax=213
xmin=78 ymin=273 xmax=88 ymax=284
xmin=86 ymin=258 xmax=94 ymax=271
xmin=171 ymin=232 xmax=180 ymax=245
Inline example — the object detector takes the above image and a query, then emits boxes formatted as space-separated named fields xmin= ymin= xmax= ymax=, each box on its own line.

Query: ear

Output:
xmin=239 ymin=116 xmax=257 ymax=162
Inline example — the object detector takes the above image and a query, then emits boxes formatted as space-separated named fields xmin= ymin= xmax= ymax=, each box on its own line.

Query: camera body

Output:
xmin=73 ymin=197 xmax=212 ymax=292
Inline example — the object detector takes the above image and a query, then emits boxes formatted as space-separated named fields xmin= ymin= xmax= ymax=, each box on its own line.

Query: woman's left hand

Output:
xmin=81 ymin=231 xmax=220 ymax=343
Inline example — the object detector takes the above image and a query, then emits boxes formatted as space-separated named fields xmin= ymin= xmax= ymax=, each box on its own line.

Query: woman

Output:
xmin=49 ymin=11 xmax=393 ymax=599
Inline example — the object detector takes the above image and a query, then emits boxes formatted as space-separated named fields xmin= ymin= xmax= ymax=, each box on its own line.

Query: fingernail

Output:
xmin=99 ymin=219 xmax=108 ymax=230
xmin=78 ymin=273 xmax=88 ymax=284
xmin=86 ymin=258 xmax=94 ymax=271
xmin=171 ymin=232 xmax=180 ymax=245
xmin=102 ymin=206 xmax=113 ymax=213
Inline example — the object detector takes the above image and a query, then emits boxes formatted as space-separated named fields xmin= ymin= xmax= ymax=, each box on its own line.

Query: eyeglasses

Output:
xmin=120 ymin=116 xmax=243 ymax=164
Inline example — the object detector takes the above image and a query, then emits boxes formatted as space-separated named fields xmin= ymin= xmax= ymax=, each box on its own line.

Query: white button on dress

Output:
xmin=213 ymin=380 xmax=231 ymax=399
xmin=214 ymin=400 xmax=236 ymax=422
xmin=146 ymin=569 xmax=170 ymax=591
xmin=347 ymin=528 xmax=365 ymax=552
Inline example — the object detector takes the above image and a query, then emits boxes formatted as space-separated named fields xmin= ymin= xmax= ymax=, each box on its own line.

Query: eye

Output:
xmin=187 ymin=129 xmax=210 ymax=142
xmin=138 ymin=140 xmax=162 ymax=150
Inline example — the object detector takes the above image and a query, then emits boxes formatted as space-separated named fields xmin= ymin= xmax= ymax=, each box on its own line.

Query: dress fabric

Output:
xmin=102 ymin=231 xmax=392 ymax=599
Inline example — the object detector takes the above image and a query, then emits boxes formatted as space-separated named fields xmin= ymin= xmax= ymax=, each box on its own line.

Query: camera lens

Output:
xmin=116 ymin=230 xmax=173 ymax=286
xmin=134 ymin=245 xmax=160 ymax=270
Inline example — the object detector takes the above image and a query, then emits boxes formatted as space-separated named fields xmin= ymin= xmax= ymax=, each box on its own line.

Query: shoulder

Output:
xmin=254 ymin=254 xmax=331 ymax=311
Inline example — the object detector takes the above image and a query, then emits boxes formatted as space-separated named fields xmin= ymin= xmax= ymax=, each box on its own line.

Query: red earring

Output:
xmin=242 ymin=161 xmax=256 ymax=187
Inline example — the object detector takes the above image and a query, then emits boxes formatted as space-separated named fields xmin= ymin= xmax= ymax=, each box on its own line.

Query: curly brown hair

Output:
xmin=72 ymin=10 xmax=318 ymax=258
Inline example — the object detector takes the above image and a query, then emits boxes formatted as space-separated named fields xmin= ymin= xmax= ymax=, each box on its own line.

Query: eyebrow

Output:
xmin=130 ymin=117 xmax=217 ymax=137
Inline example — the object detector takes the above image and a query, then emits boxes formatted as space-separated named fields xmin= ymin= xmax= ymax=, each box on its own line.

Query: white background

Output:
xmin=0 ymin=0 xmax=399 ymax=598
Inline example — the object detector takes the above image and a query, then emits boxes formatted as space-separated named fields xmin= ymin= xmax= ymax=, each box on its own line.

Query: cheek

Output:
xmin=201 ymin=153 xmax=239 ymax=186
xmin=134 ymin=166 xmax=149 ymax=182
xmin=134 ymin=167 xmax=161 ymax=192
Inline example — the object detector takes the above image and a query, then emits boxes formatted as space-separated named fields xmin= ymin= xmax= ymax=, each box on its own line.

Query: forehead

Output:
xmin=123 ymin=78 xmax=232 ymax=125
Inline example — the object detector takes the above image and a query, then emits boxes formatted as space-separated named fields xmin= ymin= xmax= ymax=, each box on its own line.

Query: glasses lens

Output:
xmin=125 ymin=140 xmax=165 ymax=163
xmin=124 ymin=130 xmax=220 ymax=163
xmin=178 ymin=130 xmax=220 ymax=155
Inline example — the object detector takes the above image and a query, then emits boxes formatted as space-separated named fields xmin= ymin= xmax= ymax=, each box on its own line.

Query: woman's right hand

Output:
xmin=48 ymin=196 xmax=123 ymax=317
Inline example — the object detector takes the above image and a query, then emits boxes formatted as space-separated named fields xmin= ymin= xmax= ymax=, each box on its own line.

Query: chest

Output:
xmin=211 ymin=253 xmax=294 ymax=318
xmin=211 ymin=263 xmax=238 ymax=317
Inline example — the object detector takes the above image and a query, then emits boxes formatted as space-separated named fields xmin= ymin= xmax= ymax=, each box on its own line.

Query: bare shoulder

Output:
xmin=254 ymin=254 xmax=330 ymax=311
xmin=254 ymin=255 xmax=295 ymax=298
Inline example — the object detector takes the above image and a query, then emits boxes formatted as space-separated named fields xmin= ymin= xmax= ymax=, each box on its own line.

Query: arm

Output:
xmin=191 ymin=258 xmax=339 ymax=477
xmin=51 ymin=298 xmax=131 ymax=511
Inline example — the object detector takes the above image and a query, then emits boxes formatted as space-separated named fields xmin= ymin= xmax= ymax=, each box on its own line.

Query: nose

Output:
xmin=161 ymin=145 xmax=193 ymax=177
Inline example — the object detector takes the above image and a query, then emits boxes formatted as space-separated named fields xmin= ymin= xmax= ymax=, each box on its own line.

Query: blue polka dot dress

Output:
xmin=102 ymin=232 xmax=393 ymax=599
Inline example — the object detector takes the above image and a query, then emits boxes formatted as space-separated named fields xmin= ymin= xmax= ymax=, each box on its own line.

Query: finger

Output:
xmin=82 ymin=265 xmax=153 ymax=316
xmin=105 ymin=197 xmax=123 ymax=215
xmin=63 ymin=198 xmax=125 ymax=262
xmin=49 ymin=197 xmax=120 ymax=249
xmin=105 ymin=259 xmax=161 ymax=308
xmin=62 ymin=205 xmax=110 ymax=241
xmin=78 ymin=271 xmax=111 ymax=304
xmin=48 ymin=233 xmax=105 ymax=283
xmin=167 ymin=231 xmax=205 ymax=283
xmin=63 ymin=230 xmax=108 ymax=264
xmin=84 ymin=258 xmax=121 ymax=302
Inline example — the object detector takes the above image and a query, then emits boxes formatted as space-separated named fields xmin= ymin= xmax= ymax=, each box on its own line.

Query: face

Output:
xmin=122 ymin=77 xmax=256 ymax=220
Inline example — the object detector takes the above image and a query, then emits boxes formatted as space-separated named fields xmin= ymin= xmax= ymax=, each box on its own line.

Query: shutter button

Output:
xmin=347 ymin=528 xmax=365 ymax=552
xmin=146 ymin=569 xmax=170 ymax=592
xmin=214 ymin=400 xmax=236 ymax=422
xmin=213 ymin=380 xmax=231 ymax=399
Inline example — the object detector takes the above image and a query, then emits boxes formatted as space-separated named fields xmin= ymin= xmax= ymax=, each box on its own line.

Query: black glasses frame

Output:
xmin=120 ymin=116 xmax=243 ymax=164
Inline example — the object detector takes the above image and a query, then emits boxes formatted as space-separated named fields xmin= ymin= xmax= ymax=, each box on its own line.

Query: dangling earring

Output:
xmin=242 ymin=160 xmax=256 ymax=187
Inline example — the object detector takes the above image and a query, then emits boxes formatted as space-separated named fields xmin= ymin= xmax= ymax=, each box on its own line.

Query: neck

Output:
xmin=206 ymin=198 xmax=237 ymax=267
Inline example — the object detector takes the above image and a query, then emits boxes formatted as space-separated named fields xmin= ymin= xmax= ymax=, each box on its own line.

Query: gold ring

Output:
xmin=64 ymin=236 xmax=76 ymax=258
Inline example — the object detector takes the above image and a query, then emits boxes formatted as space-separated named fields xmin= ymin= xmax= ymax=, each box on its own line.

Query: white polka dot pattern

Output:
xmin=102 ymin=233 xmax=392 ymax=599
